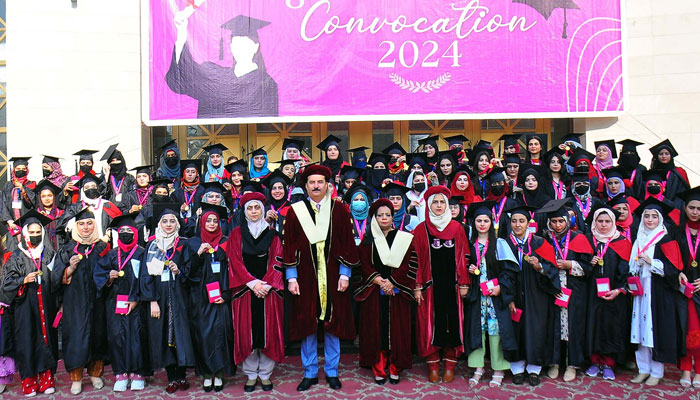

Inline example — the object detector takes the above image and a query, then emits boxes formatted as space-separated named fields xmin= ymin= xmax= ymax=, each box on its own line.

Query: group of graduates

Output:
xmin=0 ymin=132 xmax=699 ymax=397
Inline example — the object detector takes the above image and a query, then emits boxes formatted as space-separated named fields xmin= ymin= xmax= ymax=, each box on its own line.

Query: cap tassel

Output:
xmin=219 ymin=35 xmax=224 ymax=60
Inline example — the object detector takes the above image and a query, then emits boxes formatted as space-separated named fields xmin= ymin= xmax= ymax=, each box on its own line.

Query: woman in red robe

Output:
xmin=227 ymin=192 xmax=284 ymax=392
xmin=355 ymin=199 xmax=416 ymax=385
xmin=413 ymin=186 xmax=470 ymax=384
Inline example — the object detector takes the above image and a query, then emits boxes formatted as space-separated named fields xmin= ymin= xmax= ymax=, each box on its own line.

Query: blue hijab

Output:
xmin=392 ymin=195 xmax=406 ymax=227
xmin=249 ymin=155 xmax=270 ymax=179
xmin=204 ymin=157 xmax=226 ymax=183
xmin=350 ymin=191 xmax=370 ymax=221
xmin=157 ymin=143 xmax=181 ymax=180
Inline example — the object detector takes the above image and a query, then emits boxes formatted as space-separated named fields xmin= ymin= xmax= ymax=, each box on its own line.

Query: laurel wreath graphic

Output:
xmin=389 ymin=72 xmax=452 ymax=93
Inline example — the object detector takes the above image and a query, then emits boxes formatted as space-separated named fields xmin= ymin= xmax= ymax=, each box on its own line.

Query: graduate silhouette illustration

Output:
xmin=166 ymin=9 xmax=279 ymax=118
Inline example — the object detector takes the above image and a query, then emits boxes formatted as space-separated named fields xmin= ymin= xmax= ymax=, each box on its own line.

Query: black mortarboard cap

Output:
xmin=465 ymin=200 xmax=496 ymax=220
xmin=505 ymin=204 xmax=538 ymax=218
xmin=159 ymin=139 xmax=178 ymax=151
xmin=240 ymin=180 xmax=264 ymax=193
xmin=601 ymin=166 xmax=627 ymax=180
xmin=572 ymin=172 xmax=590 ymax=183
xmin=180 ymin=159 xmax=202 ymax=176
xmin=445 ymin=134 xmax=468 ymax=147
xmin=649 ymin=139 xmax=678 ymax=158
xmin=418 ymin=135 xmax=440 ymax=150
xmin=594 ymin=140 xmax=618 ymax=159
xmin=262 ymin=169 xmax=292 ymax=188
xmin=537 ymin=198 xmax=572 ymax=218
xmin=75 ymin=207 xmax=96 ymax=221
xmin=108 ymin=213 xmax=139 ymax=230
xmin=503 ymin=154 xmax=522 ymax=165
xmin=382 ymin=142 xmax=407 ymax=156
xmin=607 ymin=193 xmax=630 ymax=207
xmin=679 ymin=187 xmax=700 ymax=204
xmin=449 ymin=195 xmax=464 ymax=205
xmin=642 ymin=169 xmax=666 ymax=183
xmin=149 ymin=179 xmax=172 ymax=189
xmin=202 ymin=181 xmax=226 ymax=195
xmin=543 ymin=147 xmax=565 ymax=163
xmin=634 ymin=197 xmax=674 ymax=218
xmin=248 ymin=146 xmax=267 ymax=157
xmin=73 ymin=149 xmax=98 ymax=161
xmin=339 ymin=165 xmax=364 ymax=181
xmin=383 ymin=182 xmax=410 ymax=197
xmin=15 ymin=209 xmax=52 ymax=228
xmin=406 ymin=152 xmax=427 ymax=168
xmin=130 ymin=165 xmax=154 ymax=175
xmin=498 ymin=134 xmax=522 ymax=147
xmin=282 ymin=138 xmax=305 ymax=151
xmin=224 ymin=159 xmax=248 ymax=175
xmin=34 ymin=179 xmax=62 ymax=195
xmin=42 ymin=155 xmax=60 ymax=164
xmin=561 ymin=133 xmax=584 ymax=144
xmin=342 ymin=182 xmax=371 ymax=204
xmin=617 ymin=139 xmax=644 ymax=152
xmin=484 ymin=167 xmax=506 ymax=183
xmin=201 ymin=203 xmax=229 ymax=221
xmin=77 ymin=172 xmax=103 ymax=188
xmin=101 ymin=144 xmax=120 ymax=161
xmin=316 ymin=135 xmax=342 ymax=151
xmin=369 ymin=152 xmax=390 ymax=166
xmin=348 ymin=146 xmax=370 ymax=154
xmin=9 ymin=156 xmax=30 ymax=166
xmin=566 ymin=148 xmax=595 ymax=168
xmin=153 ymin=203 xmax=181 ymax=221
xmin=202 ymin=143 xmax=228 ymax=156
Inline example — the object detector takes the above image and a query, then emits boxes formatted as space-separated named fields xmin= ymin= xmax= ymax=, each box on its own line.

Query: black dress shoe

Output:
xmin=243 ymin=384 xmax=255 ymax=393
xmin=296 ymin=377 xmax=318 ymax=391
xmin=214 ymin=384 xmax=224 ymax=392
xmin=528 ymin=373 xmax=540 ymax=386
xmin=389 ymin=377 xmax=400 ymax=385
xmin=375 ymin=378 xmax=387 ymax=385
xmin=203 ymin=383 xmax=213 ymax=392
xmin=261 ymin=381 xmax=273 ymax=391
xmin=326 ymin=376 xmax=342 ymax=390
xmin=512 ymin=373 xmax=525 ymax=385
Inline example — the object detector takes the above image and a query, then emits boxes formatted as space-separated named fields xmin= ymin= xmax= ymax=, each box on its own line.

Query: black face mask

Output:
xmin=647 ymin=185 xmax=662 ymax=195
xmin=619 ymin=153 xmax=640 ymax=169
xmin=84 ymin=188 xmax=100 ymax=199
xmin=153 ymin=194 xmax=169 ymax=203
xmin=118 ymin=232 xmax=134 ymax=245
xmin=14 ymin=169 xmax=27 ymax=178
xmin=42 ymin=169 xmax=52 ymax=177
xmin=80 ymin=164 xmax=92 ymax=173
xmin=110 ymin=162 xmax=126 ymax=176
xmin=413 ymin=182 xmax=426 ymax=192
xmin=165 ymin=156 xmax=178 ymax=167
xmin=574 ymin=185 xmax=590 ymax=196
xmin=490 ymin=185 xmax=505 ymax=196
xmin=28 ymin=235 xmax=42 ymax=247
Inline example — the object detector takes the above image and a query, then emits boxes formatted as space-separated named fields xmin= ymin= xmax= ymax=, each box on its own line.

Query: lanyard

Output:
xmin=686 ymin=226 xmax=700 ymax=266
xmin=162 ymin=238 xmax=180 ymax=265
xmin=111 ymin=176 xmax=125 ymax=196
xmin=552 ymin=231 xmax=570 ymax=260
xmin=510 ymin=233 xmax=532 ymax=261
xmin=183 ymin=191 xmax=196 ymax=207
xmin=635 ymin=231 xmax=665 ymax=260
xmin=353 ymin=219 xmax=367 ymax=239
xmin=629 ymin=170 xmax=637 ymax=186
xmin=492 ymin=197 xmax=507 ymax=229
xmin=475 ymin=240 xmax=488 ymax=268
xmin=136 ymin=188 xmax=151 ymax=206
xmin=74 ymin=242 xmax=96 ymax=259
xmin=81 ymin=199 xmax=102 ymax=210
xmin=117 ymin=246 xmax=138 ymax=272
xmin=593 ymin=237 xmax=612 ymax=266
xmin=576 ymin=196 xmax=591 ymax=219
xmin=27 ymin=249 xmax=43 ymax=272
xmin=552 ymin=181 xmax=564 ymax=200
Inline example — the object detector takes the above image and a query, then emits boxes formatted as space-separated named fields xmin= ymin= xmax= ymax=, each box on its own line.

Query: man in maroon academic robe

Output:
xmin=283 ymin=165 xmax=360 ymax=391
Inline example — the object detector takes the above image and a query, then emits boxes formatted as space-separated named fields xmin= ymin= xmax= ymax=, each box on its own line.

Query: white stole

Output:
xmin=291 ymin=191 xmax=332 ymax=244
xmin=371 ymin=216 xmax=413 ymax=268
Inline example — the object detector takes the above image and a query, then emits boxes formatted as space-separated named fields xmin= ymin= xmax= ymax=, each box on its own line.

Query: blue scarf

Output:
xmin=204 ymin=158 xmax=226 ymax=183
xmin=157 ymin=144 xmax=180 ymax=180
xmin=249 ymin=155 xmax=270 ymax=179
xmin=393 ymin=196 xmax=406 ymax=228
xmin=350 ymin=192 xmax=369 ymax=221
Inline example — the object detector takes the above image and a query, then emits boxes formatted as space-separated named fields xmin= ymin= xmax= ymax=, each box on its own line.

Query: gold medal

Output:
xmin=78 ymin=254 xmax=83 ymax=260
xmin=693 ymin=260 xmax=698 ymax=268
xmin=494 ymin=223 xmax=499 ymax=231
xmin=118 ymin=271 xmax=125 ymax=277
xmin=488 ymin=163 xmax=494 ymax=169
xmin=138 ymin=205 xmax=143 ymax=210
xmin=38 ymin=270 xmax=43 ymax=276
xmin=565 ymin=146 xmax=571 ymax=151
xmin=208 ymin=248 xmax=215 ymax=254
xmin=524 ymin=255 xmax=530 ymax=262
xmin=474 ymin=268 xmax=481 ymax=276
xmin=634 ymin=256 xmax=639 ymax=261
xmin=164 ymin=260 xmax=170 ymax=266
xmin=184 ymin=205 xmax=190 ymax=212
xmin=598 ymin=259 xmax=604 ymax=266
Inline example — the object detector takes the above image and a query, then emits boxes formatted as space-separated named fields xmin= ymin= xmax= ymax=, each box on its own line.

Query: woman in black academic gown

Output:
xmin=649 ymin=139 xmax=690 ymax=204
xmin=181 ymin=204 xmax=234 ymax=392
xmin=102 ymin=147 xmax=137 ymax=212
xmin=0 ymin=210 xmax=57 ymax=396
xmin=515 ymin=166 xmax=549 ymax=235
xmin=1 ymin=158 xmax=37 ymax=243
xmin=539 ymin=199 xmax=594 ymax=382
xmin=609 ymin=193 xmax=640 ymax=243
xmin=123 ymin=165 xmax=153 ymax=214
xmin=629 ymin=198 xmax=686 ymax=386
xmin=140 ymin=204 xmax=195 ymax=394
xmin=172 ymin=159 xmax=205 ymax=229
xmin=542 ymin=150 xmax=571 ymax=201
xmin=570 ymin=173 xmax=603 ymax=234
xmin=433 ymin=152 xmax=457 ymax=188
xmin=262 ymin=170 xmax=292 ymax=234
xmin=94 ymin=214 xmax=151 ymax=392
xmin=366 ymin=153 xmax=390 ymax=201
xmin=499 ymin=204 xmax=560 ymax=387
xmin=462 ymin=201 xmax=519 ymax=388
xmin=584 ymin=206 xmax=631 ymax=381
xmin=53 ymin=208 xmax=110 ymax=395
xmin=481 ymin=169 xmax=518 ymax=239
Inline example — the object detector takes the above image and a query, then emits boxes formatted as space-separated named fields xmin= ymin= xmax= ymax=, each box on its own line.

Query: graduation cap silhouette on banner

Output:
xmin=513 ymin=0 xmax=579 ymax=38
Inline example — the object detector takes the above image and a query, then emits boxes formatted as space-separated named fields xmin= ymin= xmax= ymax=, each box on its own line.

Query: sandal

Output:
xmin=490 ymin=373 xmax=505 ymax=387
xmin=693 ymin=373 xmax=700 ymax=388
xmin=469 ymin=369 xmax=484 ymax=386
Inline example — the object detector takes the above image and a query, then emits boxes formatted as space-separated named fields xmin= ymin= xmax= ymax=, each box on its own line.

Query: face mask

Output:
xmin=80 ymin=164 xmax=92 ymax=173
xmin=153 ymin=194 xmax=169 ymax=203
xmin=647 ymin=185 xmax=662 ymax=195
xmin=42 ymin=169 xmax=52 ymax=177
xmin=84 ymin=188 xmax=100 ymax=199
xmin=118 ymin=232 xmax=135 ymax=245
xmin=413 ymin=182 xmax=426 ymax=192
xmin=574 ymin=185 xmax=589 ymax=196
xmin=490 ymin=185 xmax=505 ymax=196
xmin=14 ymin=170 xmax=27 ymax=178
xmin=110 ymin=162 xmax=125 ymax=175
xmin=354 ymin=161 xmax=367 ymax=169
xmin=619 ymin=153 xmax=639 ymax=169
xmin=570 ymin=215 xmax=576 ymax=227
xmin=351 ymin=200 xmax=367 ymax=212
xmin=165 ymin=156 xmax=178 ymax=167
xmin=28 ymin=235 xmax=42 ymax=247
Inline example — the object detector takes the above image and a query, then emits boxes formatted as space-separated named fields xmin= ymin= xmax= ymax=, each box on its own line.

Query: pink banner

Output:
xmin=143 ymin=0 xmax=624 ymax=125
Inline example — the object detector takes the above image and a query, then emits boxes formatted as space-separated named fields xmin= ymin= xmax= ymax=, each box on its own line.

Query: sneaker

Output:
xmin=547 ymin=365 xmax=559 ymax=379
xmin=90 ymin=376 xmax=104 ymax=389
xmin=602 ymin=367 xmax=615 ymax=380
xmin=113 ymin=379 xmax=128 ymax=392
xmin=130 ymin=379 xmax=146 ymax=391
xmin=70 ymin=381 xmax=83 ymax=395
xmin=585 ymin=365 xmax=600 ymax=377
xmin=24 ymin=391 xmax=37 ymax=398
xmin=42 ymin=387 xmax=55 ymax=395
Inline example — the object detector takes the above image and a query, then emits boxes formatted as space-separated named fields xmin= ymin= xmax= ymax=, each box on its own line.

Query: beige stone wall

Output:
xmin=582 ymin=0 xmax=700 ymax=186
xmin=6 ymin=0 xmax=142 ymax=180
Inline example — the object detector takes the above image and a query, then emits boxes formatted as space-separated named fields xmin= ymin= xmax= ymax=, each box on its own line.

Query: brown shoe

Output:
xmin=428 ymin=364 xmax=440 ymax=383
xmin=443 ymin=368 xmax=455 ymax=383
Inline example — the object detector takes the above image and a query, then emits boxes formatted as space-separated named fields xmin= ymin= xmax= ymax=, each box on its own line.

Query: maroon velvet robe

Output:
xmin=227 ymin=227 xmax=285 ymax=364
xmin=354 ymin=232 xmax=416 ymax=370
xmin=282 ymin=199 xmax=360 ymax=341
xmin=412 ymin=221 xmax=470 ymax=357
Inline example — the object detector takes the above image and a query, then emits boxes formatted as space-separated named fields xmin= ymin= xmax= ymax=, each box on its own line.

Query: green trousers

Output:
xmin=467 ymin=333 xmax=510 ymax=371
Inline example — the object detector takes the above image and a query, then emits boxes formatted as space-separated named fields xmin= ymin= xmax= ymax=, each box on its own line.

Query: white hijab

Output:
xmin=630 ymin=209 xmax=667 ymax=274
xmin=154 ymin=213 xmax=180 ymax=252
xmin=427 ymin=193 xmax=451 ymax=232
xmin=19 ymin=224 xmax=44 ymax=260
xmin=245 ymin=199 xmax=268 ymax=239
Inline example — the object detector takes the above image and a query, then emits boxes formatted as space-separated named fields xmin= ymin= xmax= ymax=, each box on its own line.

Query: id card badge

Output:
xmin=11 ymin=200 xmax=22 ymax=209
xmin=161 ymin=269 xmax=171 ymax=282
xmin=527 ymin=221 xmax=538 ymax=234
xmin=115 ymin=193 xmax=122 ymax=203
xmin=211 ymin=261 xmax=221 ymax=274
